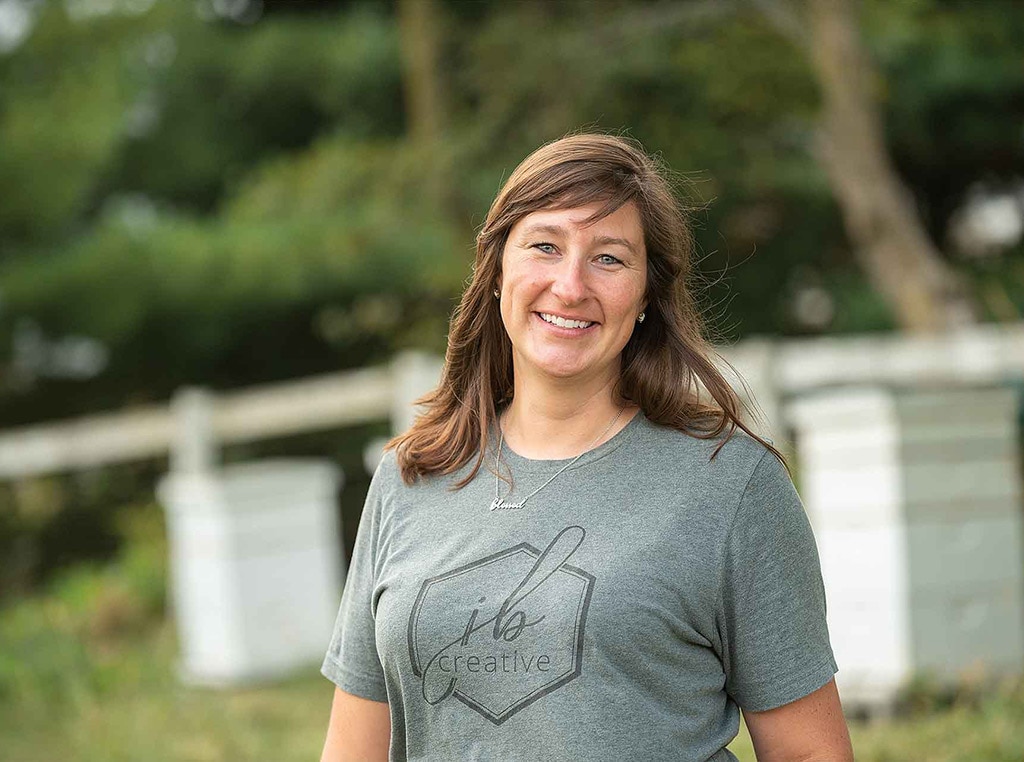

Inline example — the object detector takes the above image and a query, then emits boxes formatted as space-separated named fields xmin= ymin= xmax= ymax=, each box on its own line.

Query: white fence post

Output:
xmin=158 ymin=387 xmax=345 ymax=686
xmin=363 ymin=351 xmax=444 ymax=475
xmin=787 ymin=384 xmax=1024 ymax=712
xmin=169 ymin=386 xmax=218 ymax=474
xmin=390 ymin=351 xmax=445 ymax=434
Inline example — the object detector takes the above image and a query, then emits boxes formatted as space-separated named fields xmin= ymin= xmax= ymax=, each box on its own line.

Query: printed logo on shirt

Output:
xmin=406 ymin=525 xmax=595 ymax=725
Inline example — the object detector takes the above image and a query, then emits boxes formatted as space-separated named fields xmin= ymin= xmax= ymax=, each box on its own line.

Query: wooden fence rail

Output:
xmin=1 ymin=323 xmax=1022 ymax=480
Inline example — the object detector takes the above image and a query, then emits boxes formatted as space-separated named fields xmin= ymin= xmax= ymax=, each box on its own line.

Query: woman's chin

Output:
xmin=520 ymin=354 xmax=607 ymax=382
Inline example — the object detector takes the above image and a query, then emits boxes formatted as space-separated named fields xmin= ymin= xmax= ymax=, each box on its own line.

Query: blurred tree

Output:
xmin=0 ymin=0 xmax=1022 ymax=427
xmin=397 ymin=0 xmax=448 ymax=170
xmin=804 ymin=0 xmax=979 ymax=332
xmin=1 ymin=0 xmax=1023 ymax=588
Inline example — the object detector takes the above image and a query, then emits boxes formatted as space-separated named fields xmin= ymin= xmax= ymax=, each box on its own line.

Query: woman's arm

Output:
xmin=320 ymin=687 xmax=391 ymax=762
xmin=742 ymin=678 xmax=854 ymax=761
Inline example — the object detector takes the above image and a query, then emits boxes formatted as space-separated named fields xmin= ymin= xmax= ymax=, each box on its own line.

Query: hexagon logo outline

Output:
xmin=407 ymin=527 xmax=596 ymax=725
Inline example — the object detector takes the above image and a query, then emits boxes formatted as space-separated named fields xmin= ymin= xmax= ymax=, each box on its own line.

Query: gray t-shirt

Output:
xmin=322 ymin=410 xmax=837 ymax=761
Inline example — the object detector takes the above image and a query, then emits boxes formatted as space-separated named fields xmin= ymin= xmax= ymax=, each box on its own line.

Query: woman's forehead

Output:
xmin=512 ymin=201 xmax=643 ymax=239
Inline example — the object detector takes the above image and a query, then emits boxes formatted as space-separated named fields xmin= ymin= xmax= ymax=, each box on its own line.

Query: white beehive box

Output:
xmin=787 ymin=384 xmax=1024 ymax=711
xmin=157 ymin=459 xmax=344 ymax=686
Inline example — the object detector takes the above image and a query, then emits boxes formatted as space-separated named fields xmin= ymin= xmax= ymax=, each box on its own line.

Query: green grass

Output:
xmin=0 ymin=617 xmax=330 ymax=762
xmin=2 ymin=506 xmax=1024 ymax=761
xmin=0 ymin=503 xmax=332 ymax=762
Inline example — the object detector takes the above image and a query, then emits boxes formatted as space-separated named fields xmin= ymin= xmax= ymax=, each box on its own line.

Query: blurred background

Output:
xmin=1 ymin=0 xmax=1023 ymax=759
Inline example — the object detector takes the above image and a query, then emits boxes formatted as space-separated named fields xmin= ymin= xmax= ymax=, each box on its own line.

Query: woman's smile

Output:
xmin=534 ymin=311 xmax=598 ymax=332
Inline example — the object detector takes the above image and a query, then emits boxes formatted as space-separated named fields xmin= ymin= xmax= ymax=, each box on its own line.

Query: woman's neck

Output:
xmin=500 ymin=376 xmax=636 ymax=460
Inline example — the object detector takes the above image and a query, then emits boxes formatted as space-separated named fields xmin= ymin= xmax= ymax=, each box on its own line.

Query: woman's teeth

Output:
xmin=539 ymin=312 xmax=594 ymax=329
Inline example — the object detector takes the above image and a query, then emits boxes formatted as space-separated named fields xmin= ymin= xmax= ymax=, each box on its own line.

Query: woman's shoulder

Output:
xmin=618 ymin=416 xmax=792 ymax=531
xmin=366 ymin=447 xmax=405 ymax=499
xmin=632 ymin=414 xmax=778 ymax=484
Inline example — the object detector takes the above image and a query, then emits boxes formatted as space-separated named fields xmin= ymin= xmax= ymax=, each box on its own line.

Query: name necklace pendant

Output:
xmin=490 ymin=405 xmax=625 ymax=512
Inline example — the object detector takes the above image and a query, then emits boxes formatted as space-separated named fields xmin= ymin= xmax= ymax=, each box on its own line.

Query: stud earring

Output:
xmin=637 ymin=312 xmax=646 ymax=323
xmin=493 ymin=289 xmax=500 ymax=299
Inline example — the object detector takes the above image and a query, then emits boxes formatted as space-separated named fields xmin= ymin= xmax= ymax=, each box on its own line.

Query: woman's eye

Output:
xmin=597 ymin=254 xmax=623 ymax=265
xmin=534 ymin=243 xmax=557 ymax=254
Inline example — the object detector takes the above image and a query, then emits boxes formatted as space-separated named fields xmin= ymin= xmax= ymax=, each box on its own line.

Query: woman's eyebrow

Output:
xmin=592 ymin=235 xmax=638 ymax=255
xmin=518 ymin=224 xmax=639 ymax=255
xmin=518 ymin=223 xmax=565 ymax=239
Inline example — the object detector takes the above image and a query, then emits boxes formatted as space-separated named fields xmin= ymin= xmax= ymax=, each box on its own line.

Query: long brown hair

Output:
xmin=388 ymin=132 xmax=787 ymax=486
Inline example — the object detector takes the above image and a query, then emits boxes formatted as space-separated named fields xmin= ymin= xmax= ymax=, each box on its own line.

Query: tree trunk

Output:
xmin=396 ymin=0 xmax=450 ymax=213
xmin=807 ymin=0 xmax=979 ymax=332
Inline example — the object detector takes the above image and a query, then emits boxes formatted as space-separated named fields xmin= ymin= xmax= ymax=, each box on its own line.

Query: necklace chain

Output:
xmin=490 ymin=405 xmax=626 ymax=511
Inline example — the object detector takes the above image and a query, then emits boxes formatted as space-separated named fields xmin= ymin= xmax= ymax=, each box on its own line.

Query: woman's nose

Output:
xmin=549 ymin=256 xmax=588 ymax=304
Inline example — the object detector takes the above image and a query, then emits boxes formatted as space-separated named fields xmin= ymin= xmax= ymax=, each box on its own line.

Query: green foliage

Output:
xmin=0 ymin=461 xmax=166 ymax=597
xmin=104 ymin=3 xmax=402 ymax=213
xmin=0 ymin=1 xmax=457 ymax=427
xmin=0 ymin=1 xmax=403 ymax=252
xmin=2 ymin=205 xmax=455 ymax=334
xmin=0 ymin=2 xmax=156 ymax=246
xmin=865 ymin=0 xmax=1024 ymax=237
xmin=3 ymin=0 xmax=1020 ymax=394
xmin=0 ymin=500 xmax=167 ymax=711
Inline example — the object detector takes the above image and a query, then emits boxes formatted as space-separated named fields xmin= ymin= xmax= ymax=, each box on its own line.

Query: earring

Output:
xmin=637 ymin=312 xmax=646 ymax=323
xmin=493 ymin=289 xmax=500 ymax=299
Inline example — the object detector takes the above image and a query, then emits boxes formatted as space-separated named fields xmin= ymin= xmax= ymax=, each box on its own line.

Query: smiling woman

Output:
xmin=319 ymin=133 xmax=853 ymax=762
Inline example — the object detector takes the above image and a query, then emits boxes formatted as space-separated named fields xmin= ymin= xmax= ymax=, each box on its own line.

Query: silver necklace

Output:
xmin=489 ymin=405 xmax=626 ymax=512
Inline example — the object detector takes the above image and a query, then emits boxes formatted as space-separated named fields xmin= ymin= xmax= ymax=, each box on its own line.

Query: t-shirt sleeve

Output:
xmin=718 ymin=448 xmax=838 ymax=712
xmin=320 ymin=454 xmax=390 ymax=703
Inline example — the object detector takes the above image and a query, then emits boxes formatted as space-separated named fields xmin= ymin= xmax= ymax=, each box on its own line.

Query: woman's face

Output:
xmin=498 ymin=201 xmax=648 ymax=388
